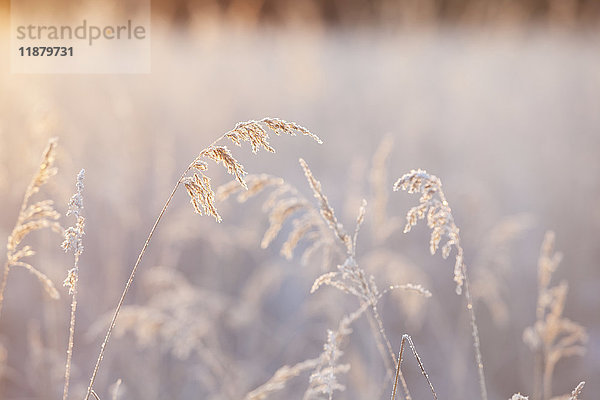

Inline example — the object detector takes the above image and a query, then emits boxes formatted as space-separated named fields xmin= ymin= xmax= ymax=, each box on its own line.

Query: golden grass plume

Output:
xmin=523 ymin=232 xmax=587 ymax=400
xmin=394 ymin=168 xmax=487 ymax=400
xmin=0 ymin=138 xmax=62 ymax=320
xmin=85 ymin=118 xmax=321 ymax=399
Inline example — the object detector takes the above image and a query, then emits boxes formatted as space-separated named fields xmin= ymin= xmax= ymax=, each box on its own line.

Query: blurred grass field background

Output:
xmin=0 ymin=1 xmax=599 ymax=399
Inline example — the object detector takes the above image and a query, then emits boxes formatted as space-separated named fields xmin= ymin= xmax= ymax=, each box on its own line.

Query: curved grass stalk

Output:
xmin=394 ymin=169 xmax=487 ymax=400
xmin=84 ymin=118 xmax=320 ymax=399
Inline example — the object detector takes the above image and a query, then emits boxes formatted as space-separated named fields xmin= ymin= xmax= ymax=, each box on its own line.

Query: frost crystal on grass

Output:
xmin=62 ymin=168 xmax=86 ymax=400
xmin=182 ymin=118 xmax=321 ymax=223
xmin=509 ymin=394 xmax=528 ymax=400
xmin=393 ymin=169 xmax=463 ymax=294
xmin=62 ymin=169 xmax=85 ymax=257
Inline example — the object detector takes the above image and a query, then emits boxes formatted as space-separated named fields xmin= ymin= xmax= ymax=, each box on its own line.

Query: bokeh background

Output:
xmin=0 ymin=1 xmax=599 ymax=399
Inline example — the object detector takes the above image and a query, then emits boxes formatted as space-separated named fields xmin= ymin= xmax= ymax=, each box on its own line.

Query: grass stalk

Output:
xmin=391 ymin=334 xmax=437 ymax=400
xmin=83 ymin=166 xmax=189 ymax=400
xmin=84 ymin=119 xmax=320 ymax=398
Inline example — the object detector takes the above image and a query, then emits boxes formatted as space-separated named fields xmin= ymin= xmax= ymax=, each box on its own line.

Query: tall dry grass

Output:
xmin=523 ymin=232 xmax=587 ymax=400
xmin=393 ymin=169 xmax=487 ymax=400
xmin=84 ymin=118 xmax=321 ymax=399
xmin=61 ymin=169 xmax=85 ymax=400
xmin=0 ymin=120 xmax=590 ymax=400
xmin=0 ymin=138 xmax=62 ymax=319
